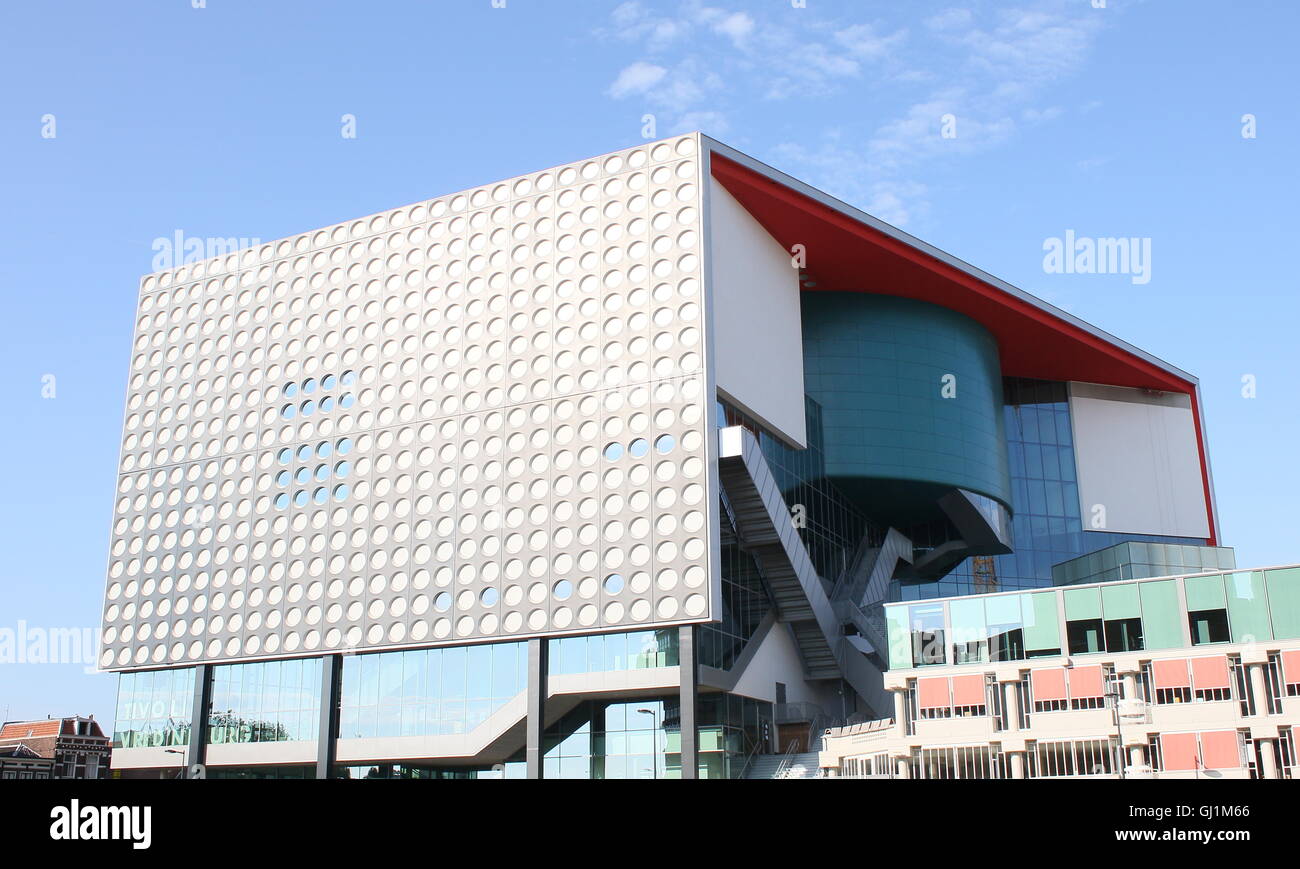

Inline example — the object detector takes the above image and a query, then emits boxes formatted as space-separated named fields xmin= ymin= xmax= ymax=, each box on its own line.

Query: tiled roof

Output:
xmin=0 ymin=717 xmax=107 ymax=741
xmin=0 ymin=736 xmax=57 ymax=758
xmin=0 ymin=720 xmax=62 ymax=740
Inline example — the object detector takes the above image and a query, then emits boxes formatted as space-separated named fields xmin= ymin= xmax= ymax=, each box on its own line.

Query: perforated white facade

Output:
xmin=101 ymin=134 xmax=717 ymax=670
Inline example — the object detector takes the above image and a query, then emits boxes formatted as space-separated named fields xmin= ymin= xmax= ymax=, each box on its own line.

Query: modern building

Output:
xmin=819 ymin=565 xmax=1300 ymax=779
xmin=103 ymin=133 xmax=1234 ymax=779
xmin=0 ymin=716 xmax=111 ymax=779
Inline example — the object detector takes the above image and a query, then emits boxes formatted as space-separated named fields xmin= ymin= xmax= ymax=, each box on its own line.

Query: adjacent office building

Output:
xmin=819 ymin=565 xmax=1300 ymax=779
xmin=103 ymin=134 xmax=1245 ymax=778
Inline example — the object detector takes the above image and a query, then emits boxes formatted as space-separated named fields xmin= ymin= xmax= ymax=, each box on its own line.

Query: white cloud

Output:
xmin=607 ymin=1 xmax=687 ymax=49
xmin=925 ymin=8 xmax=975 ymax=32
xmin=675 ymin=110 xmax=730 ymax=136
xmin=857 ymin=2 xmax=1101 ymax=181
xmin=865 ymin=182 xmax=929 ymax=228
xmin=711 ymin=11 xmax=754 ymax=44
xmin=938 ymin=5 xmax=1105 ymax=89
xmin=762 ymin=41 xmax=863 ymax=99
xmin=834 ymin=23 xmax=908 ymax=61
xmin=604 ymin=2 xmax=753 ymax=49
xmin=773 ymin=138 xmax=930 ymax=227
xmin=1022 ymin=105 xmax=1064 ymax=124
xmin=598 ymin=1 xmax=1108 ymax=227
xmin=601 ymin=2 xmax=908 ymax=107
xmin=607 ymin=61 xmax=668 ymax=99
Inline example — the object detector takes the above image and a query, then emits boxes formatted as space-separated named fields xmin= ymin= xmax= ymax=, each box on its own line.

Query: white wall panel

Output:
xmin=707 ymin=178 xmax=806 ymax=447
xmin=1069 ymin=382 xmax=1210 ymax=539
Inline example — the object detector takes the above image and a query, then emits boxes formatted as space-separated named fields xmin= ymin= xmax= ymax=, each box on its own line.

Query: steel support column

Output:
xmin=315 ymin=654 xmax=342 ymax=780
xmin=185 ymin=664 xmax=212 ymax=778
xmin=679 ymin=624 xmax=699 ymax=780
xmin=526 ymin=638 xmax=548 ymax=779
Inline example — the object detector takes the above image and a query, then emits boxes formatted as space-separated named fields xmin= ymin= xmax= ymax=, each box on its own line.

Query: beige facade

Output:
xmin=822 ymin=566 xmax=1300 ymax=780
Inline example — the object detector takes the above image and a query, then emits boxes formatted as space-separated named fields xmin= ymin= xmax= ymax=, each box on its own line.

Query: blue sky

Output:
xmin=1 ymin=0 xmax=1295 ymax=725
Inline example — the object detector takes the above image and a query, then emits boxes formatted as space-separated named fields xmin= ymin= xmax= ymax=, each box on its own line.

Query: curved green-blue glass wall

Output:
xmin=801 ymin=292 xmax=1012 ymax=525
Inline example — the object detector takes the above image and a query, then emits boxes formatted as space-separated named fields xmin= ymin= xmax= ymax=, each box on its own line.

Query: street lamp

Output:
xmin=163 ymin=748 xmax=186 ymax=780
xmin=636 ymin=708 xmax=659 ymax=779
xmin=1105 ymin=685 xmax=1127 ymax=780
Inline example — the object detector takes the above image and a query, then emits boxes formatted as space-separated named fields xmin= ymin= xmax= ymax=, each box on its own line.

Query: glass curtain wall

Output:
xmin=113 ymin=668 xmax=196 ymax=748
xmin=548 ymin=629 xmax=679 ymax=675
xmin=338 ymin=641 xmax=527 ymax=740
xmin=542 ymin=694 xmax=773 ymax=779
xmin=208 ymin=658 xmax=322 ymax=744
xmin=708 ymin=506 xmax=772 ymax=670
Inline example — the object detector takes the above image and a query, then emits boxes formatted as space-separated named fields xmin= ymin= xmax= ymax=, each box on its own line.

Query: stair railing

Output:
xmin=831 ymin=532 xmax=876 ymax=603
xmin=737 ymin=734 xmax=766 ymax=780
xmin=806 ymin=712 xmax=839 ymax=754
xmin=773 ymin=740 xmax=800 ymax=778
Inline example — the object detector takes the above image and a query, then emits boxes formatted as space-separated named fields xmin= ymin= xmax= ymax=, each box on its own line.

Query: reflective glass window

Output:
xmin=1226 ymin=571 xmax=1272 ymax=643
xmin=208 ymin=658 xmax=322 ymax=744
xmin=949 ymin=598 xmax=988 ymax=664
xmin=908 ymin=603 xmax=946 ymax=666
xmin=1267 ymin=568 xmax=1300 ymax=639
xmin=339 ymin=641 xmax=526 ymax=740
xmin=1022 ymin=591 xmax=1061 ymax=657
xmin=1137 ymin=579 xmax=1183 ymax=650
xmin=114 ymin=668 xmax=196 ymax=749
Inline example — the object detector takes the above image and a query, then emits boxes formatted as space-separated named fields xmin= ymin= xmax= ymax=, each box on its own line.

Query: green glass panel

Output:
xmin=1022 ymin=592 xmax=1060 ymax=652
xmin=698 ymin=728 xmax=724 ymax=751
xmin=886 ymin=605 xmax=911 ymax=669
xmin=1266 ymin=568 xmax=1300 ymax=639
xmin=1101 ymin=582 xmax=1141 ymax=619
xmin=1138 ymin=580 xmax=1183 ymax=650
xmin=1184 ymin=574 xmax=1225 ymax=612
xmin=1227 ymin=571 xmax=1273 ymax=643
xmin=1063 ymin=587 xmax=1101 ymax=621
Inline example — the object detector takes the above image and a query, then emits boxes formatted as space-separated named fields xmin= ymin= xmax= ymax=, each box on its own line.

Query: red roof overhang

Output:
xmin=709 ymin=152 xmax=1217 ymax=543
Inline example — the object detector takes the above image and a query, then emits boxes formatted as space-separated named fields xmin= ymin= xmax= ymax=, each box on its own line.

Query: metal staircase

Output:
xmin=717 ymin=427 xmax=845 ymax=680
xmin=858 ymin=528 xmax=914 ymax=612
xmin=717 ymin=426 xmax=894 ymax=717
xmin=835 ymin=527 xmax=914 ymax=609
